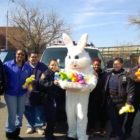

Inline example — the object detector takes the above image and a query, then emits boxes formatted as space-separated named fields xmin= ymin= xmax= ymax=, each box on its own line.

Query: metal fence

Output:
xmin=98 ymin=45 xmax=140 ymax=68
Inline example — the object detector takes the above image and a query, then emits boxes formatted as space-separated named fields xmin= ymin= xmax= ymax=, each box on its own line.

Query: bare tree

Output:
xmin=128 ymin=14 xmax=140 ymax=28
xmin=9 ymin=3 xmax=70 ymax=53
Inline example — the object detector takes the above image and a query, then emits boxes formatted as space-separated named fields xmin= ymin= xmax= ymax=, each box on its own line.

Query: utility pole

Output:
xmin=5 ymin=0 xmax=14 ymax=50
xmin=6 ymin=10 xmax=8 ymax=50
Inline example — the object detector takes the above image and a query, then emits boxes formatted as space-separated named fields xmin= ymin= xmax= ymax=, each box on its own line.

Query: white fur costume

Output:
xmin=60 ymin=33 xmax=97 ymax=140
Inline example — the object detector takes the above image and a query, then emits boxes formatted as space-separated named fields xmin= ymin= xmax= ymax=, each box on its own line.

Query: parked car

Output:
xmin=0 ymin=50 xmax=15 ymax=63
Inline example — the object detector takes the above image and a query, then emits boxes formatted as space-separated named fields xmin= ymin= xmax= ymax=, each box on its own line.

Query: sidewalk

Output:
xmin=0 ymin=96 xmax=140 ymax=140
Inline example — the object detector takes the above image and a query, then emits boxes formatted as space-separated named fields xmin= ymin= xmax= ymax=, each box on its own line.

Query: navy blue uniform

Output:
xmin=38 ymin=68 xmax=65 ymax=140
xmin=104 ymin=69 xmax=135 ymax=139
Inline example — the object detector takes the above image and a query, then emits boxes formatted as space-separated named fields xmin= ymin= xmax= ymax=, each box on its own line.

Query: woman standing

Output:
xmin=38 ymin=59 xmax=62 ymax=140
xmin=88 ymin=58 xmax=107 ymax=137
xmin=4 ymin=49 xmax=31 ymax=140
xmin=104 ymin=57 xmax=135 ymax=140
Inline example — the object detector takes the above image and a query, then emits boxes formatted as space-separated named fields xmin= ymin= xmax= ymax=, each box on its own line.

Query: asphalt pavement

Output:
xmin=0 ymin=96 xmax=140 ymax=140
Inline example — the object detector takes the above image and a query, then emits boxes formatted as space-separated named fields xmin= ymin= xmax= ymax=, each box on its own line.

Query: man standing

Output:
xmin=24 ymin=51 xmax=47 ymax=135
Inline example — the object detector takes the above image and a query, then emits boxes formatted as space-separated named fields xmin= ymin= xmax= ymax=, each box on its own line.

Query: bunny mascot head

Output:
xmin=61 ymin=33 xmax=97 ymax=140
xmin=63 ymin=33 xmax=93 ymax=74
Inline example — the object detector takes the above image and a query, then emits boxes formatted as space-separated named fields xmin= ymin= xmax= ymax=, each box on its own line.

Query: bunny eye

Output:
xmin=75 ymin=55 xmax=79 ymax=59
xmin=69 ymin=55 xmax=71 ymax=59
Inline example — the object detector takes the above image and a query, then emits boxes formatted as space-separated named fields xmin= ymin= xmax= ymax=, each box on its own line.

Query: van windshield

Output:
xmin=0 ymin=52 xmax=7 ymax=62
xmin=0 ymin=51 xmax=15 ymax=63
xmin=41 ymin=47 xmax=105 ymax=69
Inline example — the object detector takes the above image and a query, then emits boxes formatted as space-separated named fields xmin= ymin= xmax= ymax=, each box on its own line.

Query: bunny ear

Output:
xmin=62 ymin=33 xmax=73 ymax=46
xmin=77 ymin=33 xmax=88 ymax=51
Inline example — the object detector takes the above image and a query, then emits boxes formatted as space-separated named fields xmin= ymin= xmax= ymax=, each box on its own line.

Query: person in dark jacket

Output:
xmin=87 ymin=58 xmax=107 ymax=137
xmin=0 ymin=59 xmax=6 ymax=96
xmin=24 ymin=51 xmax=47 ymax=135
xmin=104 ymin=57 xmax=135 ymax=140
xmin=4 ymin=49 xmax=32 ymax=140
xmin=38 ymin=58 xmax=62 ymax=140
xmin=124 ymin=56 xmax=140 ymax=138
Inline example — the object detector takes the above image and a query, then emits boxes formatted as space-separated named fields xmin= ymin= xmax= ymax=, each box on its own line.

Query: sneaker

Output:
xmin=26 ymin=128 xmax=34 ymax=134
xmin=93 ymin=130 xmax=101 ymax=135
xmin=100 ymin=130 xmax=106 ymax=137
xmin=36 ymin=128 xmax=44 ymax=135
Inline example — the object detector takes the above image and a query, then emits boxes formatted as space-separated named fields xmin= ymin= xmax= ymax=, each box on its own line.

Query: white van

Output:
xmin=40 ymin=45 xmax=105 ymax=121
xmin=40 ymin=45 xmax=105 ymax=69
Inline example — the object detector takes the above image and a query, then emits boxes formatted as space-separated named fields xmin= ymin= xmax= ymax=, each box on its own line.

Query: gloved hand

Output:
xmin=119 ymin=103 xmax=135 ymax=115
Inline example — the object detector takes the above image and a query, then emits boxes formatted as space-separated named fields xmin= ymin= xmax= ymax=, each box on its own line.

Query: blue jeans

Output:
xmin=4 ymin=94 xmax=26 ymax=132
xmin=24 ymin=105 xmax=45 ymax=129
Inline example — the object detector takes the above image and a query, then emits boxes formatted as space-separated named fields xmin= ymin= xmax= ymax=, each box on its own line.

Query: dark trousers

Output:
xmin=87 ymin=94 xmax=107 ymax=131
xmin=44 ymin=100 xmax=56 ymax=139
xmin=108 ymin=101 xmax=125 ymax=138
xmin=125 ymin=99 xmax=140 ymax=134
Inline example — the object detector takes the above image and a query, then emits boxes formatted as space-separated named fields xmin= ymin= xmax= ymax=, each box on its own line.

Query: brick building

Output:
xmin=0 ymin=27 xmax=25 ymax=50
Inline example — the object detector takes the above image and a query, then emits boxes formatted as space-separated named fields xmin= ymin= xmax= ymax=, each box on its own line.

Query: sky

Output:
xmin=0 ymin=0 xmax=140 ymax=47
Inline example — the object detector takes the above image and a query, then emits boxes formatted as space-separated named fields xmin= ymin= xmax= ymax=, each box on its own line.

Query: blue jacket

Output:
xmin=25 ymin=61 xmax=48 ymax=82
xmin=25 ymin=61 xmax=48 ymax=105
xmin=4 ymin=59 xmax=32 ymax=96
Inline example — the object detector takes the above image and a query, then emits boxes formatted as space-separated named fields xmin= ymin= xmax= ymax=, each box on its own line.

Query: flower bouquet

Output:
xmin=55 ymin=70 xmax=88 ymax=90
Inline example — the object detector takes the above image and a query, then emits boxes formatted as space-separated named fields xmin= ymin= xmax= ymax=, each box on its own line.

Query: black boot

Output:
xmin=15 ymin=128 xmax=24 ymax=140
xmin=6 ymin=131 xmax=17 ymax=140
xmin=65 ymin=136 xmax=77 ymax=140
xmin=15 ymin=128 xmax=20 ymax=136
xmin=6 ymin=129 xmax=24 ymax=140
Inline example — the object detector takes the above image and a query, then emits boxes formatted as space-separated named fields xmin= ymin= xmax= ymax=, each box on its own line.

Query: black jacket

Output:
xmin=129 ymin=66 xmax=140 ymax=100
xmin=129 ymin=66 xmax=140 ymax=93
xmin=0 ymin=60 xmax=6 ymax=95
xmin=38 ymin=68 xmax=64 ymax=103
xmin=89 ymin=69 xmax=106 ymax=104
xmin=104 ymin=69 xmax=135 ymax=106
